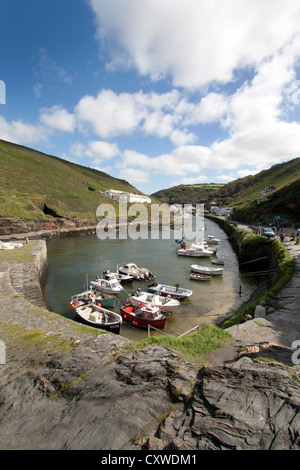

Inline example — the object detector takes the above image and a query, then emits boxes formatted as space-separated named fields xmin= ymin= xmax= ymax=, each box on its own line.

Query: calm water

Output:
xmin=44 ymin=218 xmax=256 ymax=340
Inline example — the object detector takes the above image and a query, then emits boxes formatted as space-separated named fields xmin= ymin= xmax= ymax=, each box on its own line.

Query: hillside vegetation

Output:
xmin=0 ymin=139 xmax=144 ymax=221
xmin=152 ymin=158 xmax=300 ymax=223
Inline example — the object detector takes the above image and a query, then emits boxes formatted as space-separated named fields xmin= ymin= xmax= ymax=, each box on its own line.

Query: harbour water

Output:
xmin=45 ymin=218 xmax=257 ymax=340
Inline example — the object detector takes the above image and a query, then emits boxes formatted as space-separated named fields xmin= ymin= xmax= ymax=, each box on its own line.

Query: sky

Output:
xmin=1 ymin=0 xmax=300 ymax=195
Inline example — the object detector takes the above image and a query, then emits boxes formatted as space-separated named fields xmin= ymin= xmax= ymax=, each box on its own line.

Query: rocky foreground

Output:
xmin=0 ymin=239 xmax=300 ymax=450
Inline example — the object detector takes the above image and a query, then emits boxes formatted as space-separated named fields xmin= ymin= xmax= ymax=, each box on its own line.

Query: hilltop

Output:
xmin=152 ymin=158 xmax=300 ymax=223
xmin=0 ymin=139 xmax=145 ymax=224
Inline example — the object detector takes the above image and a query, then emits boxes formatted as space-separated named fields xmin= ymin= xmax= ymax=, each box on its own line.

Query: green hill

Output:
xmin=0 ymin=139 xmax=145 ymax=222
xmin=152 ymin=183 xmax=225 ymax=205
xmin=152 ymin=158 xmax=300 ymax=223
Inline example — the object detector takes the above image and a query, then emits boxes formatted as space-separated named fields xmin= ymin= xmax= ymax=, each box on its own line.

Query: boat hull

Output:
xmin=75 ymin=313 xmax=121 ymax=334
xmin=148 ymin=283 xmax=192 ymax=299
xmin=190 ymin=265 xmax=223 ymax=276
xmin=129 ymin=296 xmax=179 ymax=313
xmin=120 ymin=305 xmax=166 ymax=328
xmin=75 ymin=304 xmax=122 ymax=334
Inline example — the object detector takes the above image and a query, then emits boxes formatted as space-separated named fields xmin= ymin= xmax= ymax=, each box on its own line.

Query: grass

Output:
xmin=220 ymin=236 xmax=295 ymax=328
xmin=134 ymin=324 xmax=231 ymax=365
xmin=0 ymin=139 xmax=145 ymax=220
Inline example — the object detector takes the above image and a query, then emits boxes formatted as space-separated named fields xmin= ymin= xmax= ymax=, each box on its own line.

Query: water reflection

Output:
xmin=45 ymin=218 xmax=256 ymax=340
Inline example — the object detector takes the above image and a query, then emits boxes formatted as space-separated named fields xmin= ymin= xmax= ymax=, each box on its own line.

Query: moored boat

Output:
xmin=177 ymin=244 xmax=215 ymax=257
xmin=129 ymin=289 xmax=180 ymax=313
xmin=70 ymin=290 xmax=116 ymax=309
xmin=211 ymin=259 xmax=224 ymax=265
xmin=103 ymin=269 xmax=134 ymax=283
xmin=148 ymin=282 xmax=193 ymax=299
xmin=89 ymin=277 xmax=124 ymax=293
xmin=118 ymin=263 xmax=154 ymax=280
xmin=120 ymin=303 xmax=167 ymax=328
xmin=206 ymin=235 xmax=221 ymax=244
xmin=190 ymin=272 xmax=212 ymax=281
xmin=75 ymin=302 xmax=122 ymax=334
xmin=190 ymin=264 xmax=224 ymax=276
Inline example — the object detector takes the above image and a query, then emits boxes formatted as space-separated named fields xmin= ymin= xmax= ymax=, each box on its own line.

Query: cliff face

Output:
xmin=1 ymin=240 xmax=300 ymax=450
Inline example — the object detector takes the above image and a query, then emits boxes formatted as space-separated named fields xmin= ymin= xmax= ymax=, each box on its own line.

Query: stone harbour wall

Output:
xmin=0 ymin=237 xmax=300 ymax=450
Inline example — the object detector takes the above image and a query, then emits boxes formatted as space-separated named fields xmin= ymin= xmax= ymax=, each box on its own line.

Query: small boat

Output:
xmin=177 ymin=244 xmax=215 ymax=257
xmin=206 ymin=235 xmax=221 ymax=244
xmin=129 ymin=289 xmax=180 ymax=313
xmin=148 ymin=282 xmax=193 ymax=299
xmin=75 ymin=302 xmax=122 ymax=334
xmin=211 ymin=259 xmax=224 ymax=265
xmin=89 ymin=277 xmax=124 ymax=293
xmin=70 ymin=290 xmax=116 ymax=309
xmin=118 ymin=263 xmax=154 ymax=280
xmin=190 ymin=264 xmax=223 ymax=276
xmin=103 ymin=269 xmax=134 ymax=283
xmin=120 ymin=303 xmax=167 ymax=328
xmin=0 ymin=241 xmax=23 ymax=250
xmin=190 ymin=272 xmax=212 ymax=281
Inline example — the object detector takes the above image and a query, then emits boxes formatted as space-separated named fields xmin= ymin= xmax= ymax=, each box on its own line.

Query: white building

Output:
xmin=103 ymin=189 xmax=151 ymax=203
xmin=261 ymin=184 xmax=276 ymax=197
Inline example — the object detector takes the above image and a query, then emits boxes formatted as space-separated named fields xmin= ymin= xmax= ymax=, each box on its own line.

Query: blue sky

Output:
xmin=1 ymin=0 xmax=300 ymax=195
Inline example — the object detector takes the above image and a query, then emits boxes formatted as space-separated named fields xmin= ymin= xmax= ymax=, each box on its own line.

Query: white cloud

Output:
xmin=39 ymin=105 xmax=76 ymax=132
xmin=88 ymin=0 xmax=300 ymax=89
xmin=70 ymin=140 xmax=120 ymax=165
xmin=118 ymin=167 xmax=150 ymax=184
xmin=169 ymin=175 xmax=209 ymax=186
xmin=0 ymin=116 xmax=48 ymax=145
xmin=75 ymin=89 xmax=143 ymax=138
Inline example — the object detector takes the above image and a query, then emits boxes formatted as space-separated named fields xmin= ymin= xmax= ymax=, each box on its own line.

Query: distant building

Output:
xmin=103 ymin=189 xmax=151 ymax=204
xmin=261 ymin=184 xmax=276 ymax=197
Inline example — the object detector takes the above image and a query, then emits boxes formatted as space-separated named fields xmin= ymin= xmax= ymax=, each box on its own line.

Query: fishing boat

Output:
xmin=177 ymin=244 xmax=215 ymax=257
xmin=190 ymin=272 xmax=212 ymax=281
xmin=118 ymin=263 xmax=154 ymax=280
xmin=75 ymin=302 xmax=122 ymax=334
xmin=129 ymin=289 xmax=180 ymax=313
xmin=103 ymin=269 xmax=134 ymax=283
xmin=70 ymin=290 xmax=116 ymax=309
xmin=89 ymin=277 xmax=124 ymax=293
xmin=206 ymin=235 xmax=221 ymax=244
xmin=190 ymin=264 xmax=224 ymax=276
xmin=120 ymin=303 xmax=167 ymax=328
xmin=148 ymin=282 xmax=193 ymax=299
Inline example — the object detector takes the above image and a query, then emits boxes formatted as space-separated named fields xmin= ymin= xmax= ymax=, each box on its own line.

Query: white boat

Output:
xmin=103 ymin=269 xmax=134 ymax=283
xmin=190 ymin=264 xmax=223 ymax=276
xmin=177 ymin=244 xmax=215 ymax=257
xmin=89 ymin=277 xmax=124 ymax=293
xmin=190 ymin=272 xmax=212 ymax=281
xmin=211 ymin=259 xmax=224 ymax=265
xmin=0 ymin=241 xmax=23 ymax=250
xmin=75 ymin=302 xmax=122 ymax=334
xmin=129 ymin=289 xmax=180 ymax=313
xmin=118 ymin=263 xmax=154 ymax=280
xmin=206 ymin=235 xmax=221 ymax=244
xmin=148 ymin=282 xmax=193 ymax=299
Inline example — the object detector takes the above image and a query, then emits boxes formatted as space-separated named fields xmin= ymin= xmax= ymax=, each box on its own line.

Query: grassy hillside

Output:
xmin=152 ymin=183 xmax=224 ymax=205
xmin=152 ymin=158 xmax=300 ymax=223
xmin=0 ymin=140 xmax=145 ymax=221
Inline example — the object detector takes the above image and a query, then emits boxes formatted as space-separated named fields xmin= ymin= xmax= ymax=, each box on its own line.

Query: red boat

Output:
xmin=120 ymin=303 xmax=167 ymax=329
